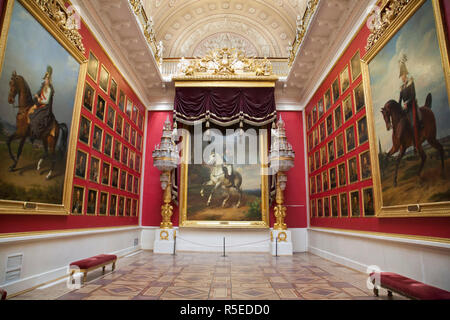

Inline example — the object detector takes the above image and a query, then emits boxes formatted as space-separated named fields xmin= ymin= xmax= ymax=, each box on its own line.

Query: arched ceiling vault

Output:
xmin=143 ymin=0 xmax=308 ymax=58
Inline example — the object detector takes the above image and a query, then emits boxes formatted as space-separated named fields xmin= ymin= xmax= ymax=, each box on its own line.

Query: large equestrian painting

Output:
xmin=362 ymin=0 xmax=450 ymax=216
xmin=0 ymin=1 xmax=81 ymax=210
xmin=180 ymin=127 xmax=269 ymax=228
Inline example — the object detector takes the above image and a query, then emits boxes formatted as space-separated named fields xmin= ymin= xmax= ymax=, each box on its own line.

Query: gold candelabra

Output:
xmin=269 ymin=116 xmax=295 ymax=230
xmin=152 ymin=117 xmax=179 ymax=229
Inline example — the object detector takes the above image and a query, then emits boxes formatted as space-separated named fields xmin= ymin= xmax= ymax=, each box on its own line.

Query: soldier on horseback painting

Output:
xmin=363 ymin=0 xmax=450 ymax=214
xmin=28 ymin=66 xmax=55 ymax=142
xmin=398 ymin=55 xmax=422 ymax=150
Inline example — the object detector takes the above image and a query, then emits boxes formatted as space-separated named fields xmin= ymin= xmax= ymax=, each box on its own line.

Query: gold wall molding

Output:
xmin=0 ymin=225 xmax=139 ymax=239
xmin=288 ymin=0 xmax=319 ymax=67
xmin=365 ymin=0 xmax=411 ymax=52
xmin=309 ymin=227 xmax=450 ymax=244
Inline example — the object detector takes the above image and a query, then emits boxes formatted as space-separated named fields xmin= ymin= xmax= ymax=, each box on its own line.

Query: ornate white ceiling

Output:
xmin=72 ymin=0 xmax=375 ymax=108
xmin=143 ymin=0 xmax=308 ymax=58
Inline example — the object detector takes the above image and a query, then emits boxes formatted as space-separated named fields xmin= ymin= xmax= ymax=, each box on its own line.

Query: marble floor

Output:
xmin=11 ymin=251 xmax=406 ymax=300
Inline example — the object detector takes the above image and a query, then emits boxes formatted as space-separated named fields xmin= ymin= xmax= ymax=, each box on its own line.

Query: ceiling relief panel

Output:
xmin=143 ymin=0 xmax=308 ymax=58
xmin=193 ymin=32 xmax=259 ymax=57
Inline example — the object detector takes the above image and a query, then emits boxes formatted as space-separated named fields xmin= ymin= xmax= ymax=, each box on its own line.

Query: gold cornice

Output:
xmin=174 ymin=80 xmax=276 ymax=88
xmin=309 ymin=227 xmax=450 ymax=244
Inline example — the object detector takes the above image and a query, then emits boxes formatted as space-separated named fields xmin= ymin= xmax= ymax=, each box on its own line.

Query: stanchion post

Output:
xmin=276 ymin=236 xmax=278 ymax=257
xmin=173 ymin=233 xmax=176 ymax=256
xmin=222 ymin=237 xmax=226 ymax=257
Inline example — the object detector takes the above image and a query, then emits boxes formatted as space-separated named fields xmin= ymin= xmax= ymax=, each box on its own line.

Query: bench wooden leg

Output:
xmin=69 ymin=270 xmax=74 ymax=284
xmin=83 ymin=272 xmax=87 ymax=283
xmin=102 ymin=266 xmax=106 ymax=274
xmin=112 ymin=261 xmax=116 ymax=271
xmin=373 ymin=287 xmax=379 ymax=297
xmin=387 ymin=290 xmax=393 ymax=298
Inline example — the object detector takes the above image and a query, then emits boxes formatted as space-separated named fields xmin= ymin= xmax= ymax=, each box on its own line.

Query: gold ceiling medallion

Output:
xmin=365 ymin=0 xmax=411 ymax=52
xmin=34 ymin=0 xmax=85 ymax=54
xmin=288 ymin=0 xmax=319 ymax=67
xmin=173 ymin=48 xmax=278 ymax=83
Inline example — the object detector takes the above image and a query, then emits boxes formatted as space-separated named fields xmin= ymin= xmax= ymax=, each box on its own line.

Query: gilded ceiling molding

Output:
xmin=365 ymin=0 xmax=411 ymax=52
xmin=173 ymin=48 xmax=277 ymax=84
xmin=128 ymin=0 xmax=163 ymax=66
xmin=287 ymin=0 xmax=319 ymax=66
xmin=34 ymin=0 xmax=85 ymax=53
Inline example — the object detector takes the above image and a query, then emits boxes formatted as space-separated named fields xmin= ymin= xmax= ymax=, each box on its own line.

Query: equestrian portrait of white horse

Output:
xmin=200 ymin=151 xmax=243 ymax=208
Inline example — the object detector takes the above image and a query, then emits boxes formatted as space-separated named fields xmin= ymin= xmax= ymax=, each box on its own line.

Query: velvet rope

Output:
xmin=174 ymin=87 xmax=276 ymax=126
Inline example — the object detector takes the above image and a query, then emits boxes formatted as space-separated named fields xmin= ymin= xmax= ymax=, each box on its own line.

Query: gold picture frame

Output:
xmin=0 ymin=0 xmax=86 ymax=215
xmin=87 ymin=50 xmax=99 ymax=83
xmin=179 ymin=130 xmax=270 ymax=228
xmin=361 ymin=0 xmax=450 ymax=217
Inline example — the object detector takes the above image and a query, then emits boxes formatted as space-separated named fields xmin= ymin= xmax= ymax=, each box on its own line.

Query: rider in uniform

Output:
xmin=28 ymin=66 xmax=55 ymax=141
xmin=398 ymin=55 xmax=422 ymax=150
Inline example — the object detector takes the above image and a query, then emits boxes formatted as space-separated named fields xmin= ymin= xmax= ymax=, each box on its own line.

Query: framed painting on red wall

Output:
xmin=361 ymin=0 xmax=450 ymax=217
xmin=0 ymin=0 xmax=86 ymax=215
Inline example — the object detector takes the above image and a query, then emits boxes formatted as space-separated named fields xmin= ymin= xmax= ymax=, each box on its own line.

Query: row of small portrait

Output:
xmin=307 ymin=82 xmax=366 ymax=143
xmin=75 ymin=150 xmax=140 ymax=194
xmin=308 ymin=116 xmax=369 ymax=172
xmin=310 ymin=187 xmax=375 ymax=218
xmin=307 ymin=50 xmax=363 ymax=130
xmin=309 ymin=150 xmax=372 ymax=195
xmin=83 ymin=80 xmax=144 ymax=132
xmin=72 ymin=185 xmax=139 ymax=217
xmin=83 ymin=82 xmax=143 ymax=141
xmin=86 ymin=51 xmax=144 ymax=128
xmin=79 ymin=116 xmax=142 ymax=170
xmin=81 ymin=84 xmax=144 ymax=151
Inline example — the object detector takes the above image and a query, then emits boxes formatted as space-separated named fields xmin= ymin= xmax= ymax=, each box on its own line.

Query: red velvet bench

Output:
xmin=0 ymin=288 xmax=6 ymax=300
xmin=370 ymin=272 xmax=450 ymax=300
xmin=69 ymin=254 xmax=117 ymax=283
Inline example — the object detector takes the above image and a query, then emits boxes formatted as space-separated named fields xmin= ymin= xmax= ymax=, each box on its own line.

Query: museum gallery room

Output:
xmin=0 ymin=0 xmax=450 ymax=304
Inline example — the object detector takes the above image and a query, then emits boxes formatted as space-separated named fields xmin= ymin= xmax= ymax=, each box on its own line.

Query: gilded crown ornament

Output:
xmin=365 ymin=0 xmax=410 ymax=52
xmin=34 ymin=0 xmax=85 ymax=53
xmin=174 ymin=48 xmax=276 ymax=79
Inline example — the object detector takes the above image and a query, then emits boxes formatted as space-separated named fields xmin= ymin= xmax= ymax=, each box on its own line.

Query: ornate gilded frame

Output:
xmin=0 ymin=0 xmax=87 ymax=215
xmin=361 ymin=0 xmax=450 ymax=217
xmin=179 ymin=130 xmax=270 ymax=228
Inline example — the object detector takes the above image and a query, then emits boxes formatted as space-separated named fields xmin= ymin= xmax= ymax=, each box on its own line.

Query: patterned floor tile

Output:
xmin=160 ymin=286 xmax=210 ymax=300
xmin=232 ymin=288 xmax=280 ymax=300
xmin=10 ymin=251 xmax=393 ymax=301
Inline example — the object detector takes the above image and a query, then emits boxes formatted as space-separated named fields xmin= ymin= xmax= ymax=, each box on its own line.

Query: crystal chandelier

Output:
xmin=152 ymin=116 xmax=179 ymax=228
xmin=269 ymin=116 xmax=295 ymax=230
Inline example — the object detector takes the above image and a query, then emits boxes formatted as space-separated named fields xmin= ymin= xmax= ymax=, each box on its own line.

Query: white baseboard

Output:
xmin=308 ymin=228 xmax=450 ymax=291
xmin=0 ymin=227 xmax=141 ymax=296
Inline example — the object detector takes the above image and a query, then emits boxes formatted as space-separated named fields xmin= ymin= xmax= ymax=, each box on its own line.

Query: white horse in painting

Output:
xmin=200 ymin=152 xmax=243 ymax=208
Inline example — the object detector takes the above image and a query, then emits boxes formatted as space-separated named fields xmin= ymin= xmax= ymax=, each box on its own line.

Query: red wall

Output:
xmin=141 ymin=110 xmax=307 ymax=229
xmin=0 ymin=5 xmax=143 ymax=233
xmin=141 ymin=111 xmax=179 ymax=227
xmin=442 ymin=0 xmax=450 ymax=38
xmin=275 ymin=111 xmax=308 ymax=228
xmin=306 ymin=0 xmax=450 ymax=239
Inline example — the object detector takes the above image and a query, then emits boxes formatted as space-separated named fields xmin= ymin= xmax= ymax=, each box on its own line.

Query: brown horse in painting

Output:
xmin=381 ymin=93 xmax=445 ymax=187
xmin=7 ymin=71 xmax=68 ymax=179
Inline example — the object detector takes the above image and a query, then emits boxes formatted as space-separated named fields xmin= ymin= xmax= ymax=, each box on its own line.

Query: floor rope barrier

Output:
xmin=175 ymin=236 xmax=271 ymax=249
